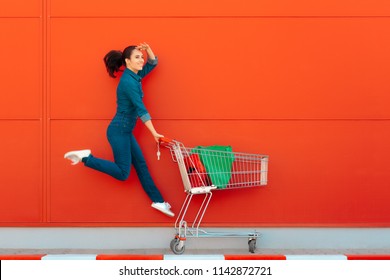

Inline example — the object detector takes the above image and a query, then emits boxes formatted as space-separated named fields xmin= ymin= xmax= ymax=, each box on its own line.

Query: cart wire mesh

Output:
xmin=161 ymin=139 xmax=268 ymax=192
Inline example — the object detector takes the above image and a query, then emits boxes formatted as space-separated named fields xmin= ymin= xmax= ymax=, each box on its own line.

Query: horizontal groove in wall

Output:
xmin=0 ymin=16 xmax=41 ymax=19
xmin=49 ymin=118 xmax=390 ymax=121
xmin=2 ymin=222 xmax=390 ymax=227
xmin=48 ymin=15 xmax=390 ymax=19
xmin=0 ymin=119 xmax=42 ymax=121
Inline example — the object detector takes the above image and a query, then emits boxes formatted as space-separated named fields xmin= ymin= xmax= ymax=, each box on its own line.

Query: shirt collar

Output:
xmin=124 ymin=68 xmax=141 ymax=82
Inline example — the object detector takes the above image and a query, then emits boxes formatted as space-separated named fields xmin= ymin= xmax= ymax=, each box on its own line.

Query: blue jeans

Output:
xmin=83 ymin=112 xmax=164 ymax=203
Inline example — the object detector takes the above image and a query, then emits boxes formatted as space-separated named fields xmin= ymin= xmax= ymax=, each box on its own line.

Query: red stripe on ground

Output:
xmin=346 ymin=255 xmax=390 ymax=260
xmin=0 ymin=255 xmax=45 ymax=260
xmin=96 ymin=254 xmax=164 ymax=260
xmin=224 ymin=255 xmax=287 ymax=260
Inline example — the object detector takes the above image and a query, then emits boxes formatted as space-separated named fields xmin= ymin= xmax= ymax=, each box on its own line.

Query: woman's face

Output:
xmin=125 ymin=49 xmax=145 ymax=73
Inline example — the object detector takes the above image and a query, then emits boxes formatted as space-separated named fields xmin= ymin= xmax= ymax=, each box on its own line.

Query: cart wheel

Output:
xmin=170 ymin=238 xmax=185 ymax=255
xmin=248 ymin=239 xmax=257 ymax=253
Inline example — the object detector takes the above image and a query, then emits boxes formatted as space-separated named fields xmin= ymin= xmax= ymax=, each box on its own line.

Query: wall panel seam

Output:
xmin=41 ymin=0 xmax=49 ymax=224
xmin=48 ymin=118 xmax=390 ymax=121
xmin=0 ymin=16 xmax=41 ymax=19
xmin=48 ymin=15 xmax=390 ymax=19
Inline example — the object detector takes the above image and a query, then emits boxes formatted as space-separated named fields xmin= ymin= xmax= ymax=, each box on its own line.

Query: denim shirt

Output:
xmin=116 ymin=57 xmax=158 ymax=123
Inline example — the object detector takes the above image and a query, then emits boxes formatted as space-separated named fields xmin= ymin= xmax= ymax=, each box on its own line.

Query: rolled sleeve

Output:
xmin=140 ymin=113 xmax=151 ymax=123
xmin=147 ymin=56 xmax=158 ymax=65
xmin=138 ymin=56 xmax=158 ymax=78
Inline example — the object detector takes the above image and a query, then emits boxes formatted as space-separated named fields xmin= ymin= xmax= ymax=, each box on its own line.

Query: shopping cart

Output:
xmin=158 ymin=137 xmax=269 ymax=255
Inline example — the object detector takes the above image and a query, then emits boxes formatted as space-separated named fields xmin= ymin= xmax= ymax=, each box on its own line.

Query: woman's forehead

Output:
xmin=132 ymin=49 xmax=143 ymax=56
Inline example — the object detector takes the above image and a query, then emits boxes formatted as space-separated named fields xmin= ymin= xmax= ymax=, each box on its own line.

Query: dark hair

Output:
xmin=103 ymin=46 xmax=137 ymax=78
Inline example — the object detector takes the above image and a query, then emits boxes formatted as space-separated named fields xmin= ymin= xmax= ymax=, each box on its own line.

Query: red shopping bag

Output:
xmin=184 ymin=153 xmax=212 ymax=187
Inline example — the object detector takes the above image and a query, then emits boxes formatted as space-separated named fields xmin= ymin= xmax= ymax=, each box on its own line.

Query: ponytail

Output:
xmin=103 ymin=50 xmax=123 ymax=78
xmin=103 ymin=46 xmax=137 ymax=78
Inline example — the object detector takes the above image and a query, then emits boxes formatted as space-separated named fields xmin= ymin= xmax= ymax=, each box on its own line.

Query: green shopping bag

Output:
xmin=191 ymin=145 xmax=235 ymax=189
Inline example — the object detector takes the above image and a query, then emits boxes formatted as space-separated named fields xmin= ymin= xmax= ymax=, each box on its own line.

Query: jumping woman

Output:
xmin=64 ymin=43 xmax=174 ymax=217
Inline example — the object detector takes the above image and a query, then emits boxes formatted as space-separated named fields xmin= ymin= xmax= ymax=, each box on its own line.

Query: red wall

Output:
xmin=1 ymin=0 xmax=390 ymax=227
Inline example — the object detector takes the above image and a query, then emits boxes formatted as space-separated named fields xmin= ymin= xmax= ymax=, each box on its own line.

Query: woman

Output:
xmin=64 ymin=43 xmax=174 ymax=217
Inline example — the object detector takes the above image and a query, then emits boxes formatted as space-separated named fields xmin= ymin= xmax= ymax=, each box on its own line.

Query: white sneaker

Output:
xmin=151 ymin=202 xmax=175 ymax=217
xmin=64 ymin=149 xmax=91 ymax=165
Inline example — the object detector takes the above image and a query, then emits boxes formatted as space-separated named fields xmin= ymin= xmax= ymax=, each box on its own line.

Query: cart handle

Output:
xmin=156 ymin=137 xmax=174 ymax=160
xmin=158 ymin=137 xmax=173 ymax=144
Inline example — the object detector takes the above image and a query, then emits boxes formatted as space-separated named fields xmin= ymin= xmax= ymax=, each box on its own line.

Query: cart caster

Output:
xmin=248 ymin=238 xmax=257 ymax=253
xmin=170 ymin=238 xmax=186 ymax=255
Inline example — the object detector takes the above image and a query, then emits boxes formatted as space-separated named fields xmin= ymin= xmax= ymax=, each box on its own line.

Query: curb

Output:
xmin=2 ymin=254 xmax=390 ymax=260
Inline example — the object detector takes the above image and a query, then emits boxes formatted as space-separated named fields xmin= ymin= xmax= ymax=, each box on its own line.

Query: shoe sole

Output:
xmin=151 ymin=205 xmax=175 ymax=217
xmin=64 ymin=149 xmax=91 ymax=165
xmin=64 ymin=153 xmax=81 ymax=165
